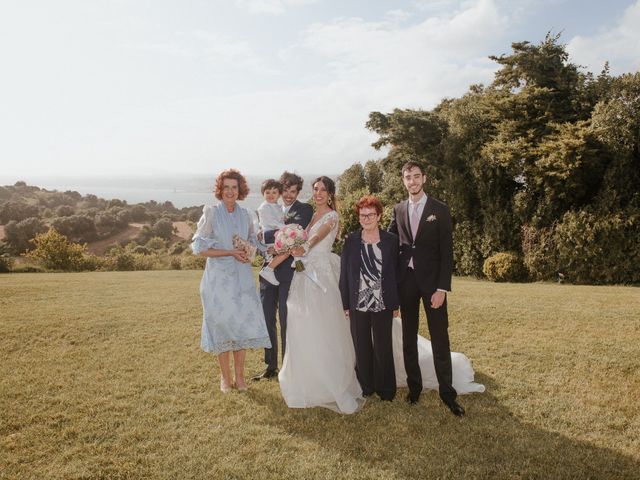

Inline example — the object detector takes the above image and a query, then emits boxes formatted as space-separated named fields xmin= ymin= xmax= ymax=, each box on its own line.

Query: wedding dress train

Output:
xmin=392 ymin=317 xmax=485 ymax=394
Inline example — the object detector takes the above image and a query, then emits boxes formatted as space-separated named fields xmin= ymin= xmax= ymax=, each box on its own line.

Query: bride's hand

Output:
xmin=393 ymin=309 xmax=399 ymax=318
xmin=290 ymin=246 xmax=305 ymax=257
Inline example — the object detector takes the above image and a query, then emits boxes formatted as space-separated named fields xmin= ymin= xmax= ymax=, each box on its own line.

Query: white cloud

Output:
xmin=298 ymin=0 xmax=506 ymax=108
xmin=235 ymin=0 xmax=318 ymax=15
xmin=567 ymin=0 xmax=640 ymax=74
xmin=412 ymin=0 xmax=462 ymax=12
xmin=124 ymin=0 xmax=508 ymax=175
xmin=91 ymin=0 xmax=510 ymax=176
xmin=126 ymin=42 xmax=196 ymax=58
xmin=385 ymin=9 xmax=412 ymax=24
xmin=125 ymin=30 xmax=278 ymax=76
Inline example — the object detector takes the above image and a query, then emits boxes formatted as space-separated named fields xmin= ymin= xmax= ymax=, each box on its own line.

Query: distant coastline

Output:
xmin=0 ymin=174 xmax=334 ymax=210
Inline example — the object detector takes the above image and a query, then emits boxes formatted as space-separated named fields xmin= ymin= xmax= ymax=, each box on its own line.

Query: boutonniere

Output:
xmin=284 ymin=211 xmax=296 ymax=222
xmin=426 ymin=214 xmax=437 ymax=222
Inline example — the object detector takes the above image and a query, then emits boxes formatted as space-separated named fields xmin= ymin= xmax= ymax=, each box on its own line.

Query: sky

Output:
xmin=1 ymin=0 xmax=639 ymax=179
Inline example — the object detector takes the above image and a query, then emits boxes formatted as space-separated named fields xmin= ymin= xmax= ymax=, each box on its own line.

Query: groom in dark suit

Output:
xmin=252 ymin=171 xmax=313 ymax=380
xmin=388 ymin=160 xmax=464 ymax=416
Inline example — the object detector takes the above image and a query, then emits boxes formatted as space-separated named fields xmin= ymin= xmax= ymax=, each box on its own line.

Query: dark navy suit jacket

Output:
xmin=387 ymin=195 xmax=453 ymax=292
xmin=263 ymin=200 xmax=313 ymax=283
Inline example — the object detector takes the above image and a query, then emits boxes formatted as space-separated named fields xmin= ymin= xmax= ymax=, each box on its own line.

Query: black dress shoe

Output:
xmin=406 ymin=392 xmax=420 ymax=405
xmin=251 ymin=368 xmax=278 ymax=381
xmin=443 ymin=399 xmax=465 ymax=416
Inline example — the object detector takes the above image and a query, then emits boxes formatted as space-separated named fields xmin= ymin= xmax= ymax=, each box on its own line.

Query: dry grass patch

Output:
xmin=1 ymin=272 xmax=638 ymax=479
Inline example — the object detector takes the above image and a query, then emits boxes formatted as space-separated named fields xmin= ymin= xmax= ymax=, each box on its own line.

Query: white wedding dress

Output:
xmin=279 ymin=211 xmax=484 ymax=414
xmin=279 ymin=211 xmax=365 ymax=414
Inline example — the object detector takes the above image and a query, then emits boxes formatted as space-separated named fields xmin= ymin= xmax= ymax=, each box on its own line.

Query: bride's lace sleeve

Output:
xmin=306 ymin=211 xmax=338 ymax=250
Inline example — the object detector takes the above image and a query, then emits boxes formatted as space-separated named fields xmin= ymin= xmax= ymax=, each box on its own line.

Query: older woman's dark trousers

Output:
xmin=350 ymin=309 xmax=396 ymax=401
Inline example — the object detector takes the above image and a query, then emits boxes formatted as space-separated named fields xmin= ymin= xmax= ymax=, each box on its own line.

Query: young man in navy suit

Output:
xmin=388 ymin=161 xmax=465 ymax=416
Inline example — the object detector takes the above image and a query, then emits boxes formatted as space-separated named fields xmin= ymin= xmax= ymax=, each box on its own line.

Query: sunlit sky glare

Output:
xmin=1 ymin=0 xmax=639 ymax=178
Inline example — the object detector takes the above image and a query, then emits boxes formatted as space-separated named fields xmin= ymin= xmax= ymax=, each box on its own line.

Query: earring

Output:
xmin=328 ymin=197 xmax=332 ymax=206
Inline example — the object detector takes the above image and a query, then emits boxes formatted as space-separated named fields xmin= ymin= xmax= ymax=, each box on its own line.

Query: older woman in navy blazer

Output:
xmin=339 ymin=195 xmax=400 ymax=401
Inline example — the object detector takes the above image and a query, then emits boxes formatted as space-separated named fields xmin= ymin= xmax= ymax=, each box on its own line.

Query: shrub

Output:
xmin=95 ymin=210 xmax=128 ymax=236
xmin=11 ymin=264 xmax=45 ymax=273
xmin=55 ymin=205 xmax=75 ymax=217
xmin=0 ymin=241 xmax=13 ymax=272
xmin=104 ymin=246 xmax=136 ymax=271
xmin=81 ymin=253 xmax=103 ymax=271
xmin=181 ymin=254 xmax=206 ymax=270
xmin=51 ymin=214 xmax=97 ymax=243
xmin=136 ymin=218 xmax=177 ymax=244
xmin=132 ymin=253 xmax=157 ymax=271
xmin=152 ymin=218 xmax=176 ymax=241
xmin=169 ymin=242 xmax=186 ymax=255
xmin=186 ymin=207 xmax=203 ymax=223
xmin=483 ymin=252 xmax=527 ymax=282
xmin=0 ymin=201 xmax=40 ymax=223
xmin=132 ymin=245 xmax=151 ymax=255
xmin=554 ymin=210 xmax=640 ymax=284
xmin=252 ymin=252 xmax=264 ymax=268
xmin=25 ymin=228 xmax=91 ymax=271
xmin=4 ymin=218 xmax=48 ymax=254
xmin=453 ymin=220 xmax=484 ymax=277
xmin=129 ymin=205 xmax=149 ymax=222
xmin=522 ymin=224 xmax=559 ymax=281
xmin=145 ymin=236 xmax=166 ymax=251
xmin=170 ymin=256 xmax=182 ymax=270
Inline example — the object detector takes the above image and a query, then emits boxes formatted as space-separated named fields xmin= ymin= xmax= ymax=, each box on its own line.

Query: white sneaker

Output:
xmin=259 ymin=267 xmax=279 ymax=286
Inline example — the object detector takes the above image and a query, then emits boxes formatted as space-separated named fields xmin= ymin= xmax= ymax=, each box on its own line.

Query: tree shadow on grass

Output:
xmin=249 ymin=373 xmax=639 ymax=479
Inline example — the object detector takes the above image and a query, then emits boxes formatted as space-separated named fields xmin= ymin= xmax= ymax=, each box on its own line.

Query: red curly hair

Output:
xmin=355 ymin=195 xmax=383 ymax=215
xmin=214 ymin=169 xmax=250 ymax=201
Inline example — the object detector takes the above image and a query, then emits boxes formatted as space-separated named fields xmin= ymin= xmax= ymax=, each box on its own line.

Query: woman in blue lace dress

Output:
xmin=191 ymin=169 xmax=271 ymax=393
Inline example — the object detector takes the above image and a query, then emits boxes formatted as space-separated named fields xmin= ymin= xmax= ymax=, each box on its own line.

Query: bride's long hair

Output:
xmin=312 ymin=176 xmax=337 ymax=211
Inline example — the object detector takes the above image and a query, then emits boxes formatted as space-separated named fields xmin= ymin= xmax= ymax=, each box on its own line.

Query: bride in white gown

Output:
xmin=278 ymin=177 xmax=365 ymax=414
xmin=279 ymin=177 xmax=483 ymax=414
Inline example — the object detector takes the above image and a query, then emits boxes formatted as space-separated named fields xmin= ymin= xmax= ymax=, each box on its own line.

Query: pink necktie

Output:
xmin=410 ymin=203 xmax=419 ymax=239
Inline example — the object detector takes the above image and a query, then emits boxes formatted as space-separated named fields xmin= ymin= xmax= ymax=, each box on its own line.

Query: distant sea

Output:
xmin=0 ymin=174 xmax=326 ymax=212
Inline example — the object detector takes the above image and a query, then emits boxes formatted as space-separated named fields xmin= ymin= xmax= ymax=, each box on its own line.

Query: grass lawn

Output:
xmin=1 ymin=271 xmax=639 ymax=479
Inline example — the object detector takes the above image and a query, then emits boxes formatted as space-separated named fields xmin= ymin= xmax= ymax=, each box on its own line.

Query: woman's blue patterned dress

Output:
xmin=191 ymin=203 xmax=271 ymax=354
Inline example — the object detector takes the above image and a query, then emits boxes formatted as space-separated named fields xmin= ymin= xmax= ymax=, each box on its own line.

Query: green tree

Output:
xmin=152 ymin=218 xmax=176 ymax=240
xmin=337 ymin=163 xmax=366 ymax=197
xmin=4 ymin=217 xmax=47 ymax=253
xmin=360 ymin=33 xmax=640 ymax=283
xmin=51 ymin=215 xmax=98 ymax=243
xmin=0 ymin=201 xmax=40 ymax=223
xmin=363 ymin=160 xmax=384 ymax=193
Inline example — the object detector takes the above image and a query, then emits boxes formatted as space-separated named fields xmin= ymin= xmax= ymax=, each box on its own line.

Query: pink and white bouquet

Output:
xmin=274 ymin=224 xmax=308 ymax=271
